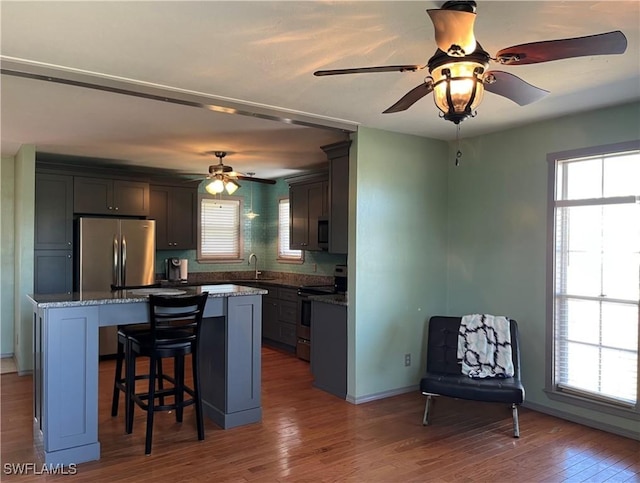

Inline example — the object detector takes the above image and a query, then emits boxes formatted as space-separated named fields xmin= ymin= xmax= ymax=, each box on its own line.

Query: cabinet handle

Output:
xmin=67 ymin=254 xmax=71 ymax=259
xmin=108 ymin=206 xmax=113 ymax=210
xmin=115 ymin=207 xmax=119 ymax=211
xmin=67 ymin=241 xmax=71 ymax=246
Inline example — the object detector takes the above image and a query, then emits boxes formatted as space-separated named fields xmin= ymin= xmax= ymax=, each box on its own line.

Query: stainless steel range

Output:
xmin=296 ymin=265 xmax=347 ymax=361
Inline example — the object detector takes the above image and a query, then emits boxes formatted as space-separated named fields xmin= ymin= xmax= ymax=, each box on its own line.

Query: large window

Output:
xmin=198 ymin=196 xmax=243 ymax=261
xmin=278 ymin=198 xmax=303 ymax=262
xmin=548 ymin=143 xmax=639 ymax=412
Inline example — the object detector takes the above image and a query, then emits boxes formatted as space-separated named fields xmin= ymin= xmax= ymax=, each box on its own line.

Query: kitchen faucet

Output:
xmin=248 ymin=253 xmax=261 ymax=279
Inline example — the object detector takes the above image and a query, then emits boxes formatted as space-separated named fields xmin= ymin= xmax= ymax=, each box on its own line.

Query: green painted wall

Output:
xmin=445 ymin=102 xmax=640 ymax=435
xmin=350 ymin=127 xmax=448 ymax=400
xmin=1 ymin=157 xmax=16 ymax=356
xmin=13 ymin=145 xmax=35 ymax=372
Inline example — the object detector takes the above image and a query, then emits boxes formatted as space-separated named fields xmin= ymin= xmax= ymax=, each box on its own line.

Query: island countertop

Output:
xmin=28 ymin=284 xmax=267 ymax=308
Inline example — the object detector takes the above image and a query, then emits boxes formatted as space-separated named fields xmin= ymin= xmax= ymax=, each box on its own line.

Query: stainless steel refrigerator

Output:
xmin=78 ymin=217 xmax=156 ymax=355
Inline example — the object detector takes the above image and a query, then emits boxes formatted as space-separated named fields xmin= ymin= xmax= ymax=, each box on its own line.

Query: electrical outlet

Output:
xmin=404 ymin=353 xmax=411 ymax=367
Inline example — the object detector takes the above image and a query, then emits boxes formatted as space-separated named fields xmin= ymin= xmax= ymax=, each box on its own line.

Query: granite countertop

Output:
xmin=308 ymin=293 xmax=348 ymax=307
xmin=28 ymin=284 xmax=267 ymax=308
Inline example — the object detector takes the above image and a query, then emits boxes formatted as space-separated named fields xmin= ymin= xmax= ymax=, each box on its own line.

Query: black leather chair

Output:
xmin=420 ymin=315 xmax=525 ymax=437
xmin=125 ymin=292 xmax=208 ymax=455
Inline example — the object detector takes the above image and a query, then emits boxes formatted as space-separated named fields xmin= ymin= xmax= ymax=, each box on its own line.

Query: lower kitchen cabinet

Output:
xmin=260 ymin=285 xmax=298 ymax=350
xmin=34 ymin=250 xmax=73 ymax=294
xmin=311 ymin=301 xmax=347 ymax=399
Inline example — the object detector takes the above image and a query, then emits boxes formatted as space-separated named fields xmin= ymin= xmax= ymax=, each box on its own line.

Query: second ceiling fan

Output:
xmin=202 ymin=151 xmax=275 ymax=195
xmin=314 ymin=1 xmax=628 ymax=125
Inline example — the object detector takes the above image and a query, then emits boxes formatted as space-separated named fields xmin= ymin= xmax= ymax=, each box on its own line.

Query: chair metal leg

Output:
xmin=512 ymin=403 xmax=520 ymax=438
xmin=175 ymin=355 xmax=184 ymax=423
xmin=125 ymin=349 xmax=135 ymax=434
xmin=422 ymin=395 xmax=433 ymax=426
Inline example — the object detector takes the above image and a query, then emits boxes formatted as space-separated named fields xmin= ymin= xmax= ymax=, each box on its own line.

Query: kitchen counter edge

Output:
xmin=308 ymin=294 xmax=348 ymax=307
xmin=28 ymin=284 xmax=267 ymax=309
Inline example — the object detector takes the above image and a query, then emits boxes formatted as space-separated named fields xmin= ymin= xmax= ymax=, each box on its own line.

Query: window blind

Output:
xmin=553 ymin=151 xmax=639 ymax=407
xmin=200 ymin=197 xmax=241 ymax=259
xmin=278 ymin=199 xmax=302 ymax=260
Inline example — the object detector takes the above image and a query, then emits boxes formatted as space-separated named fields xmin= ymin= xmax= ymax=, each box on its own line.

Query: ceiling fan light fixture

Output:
xmin=225 ymin=179 xmax=240 ymax=195
xmin=206 ymin=176 xmax=225 ymax=195
xmin=431 ymin=60 xmax=486 ymax=124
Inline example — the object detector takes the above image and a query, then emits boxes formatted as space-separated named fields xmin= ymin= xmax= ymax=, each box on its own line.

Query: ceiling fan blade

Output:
xmin=314 ymin=65 xmax=426 ymax=76
xmin=235 ymin=175 xmax=276 ymax=185
xmin=495 ymin=31 xmax=627 ymax=66
xmin=484 ymin=70 xmax=549 ymax=106
xmin=383 ymin=82 xmax=434 ymax=114
xmin=427 ymin=8 xmax=477 ymax=57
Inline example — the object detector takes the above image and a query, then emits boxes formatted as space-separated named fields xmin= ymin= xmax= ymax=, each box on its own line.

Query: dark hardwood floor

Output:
xmin=2 ymin=346 xmax=638 ymax=482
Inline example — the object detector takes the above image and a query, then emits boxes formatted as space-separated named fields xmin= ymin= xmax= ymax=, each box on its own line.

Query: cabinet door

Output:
xmin=289 ymin=184 xmax=308 ymax=249
xmin=35 ymin=174 xmax=73 ymax=250
xmin=113 ymin=180 xmax=149 ymax=216
xmin=168 ymin=186 xmax=197 ymax=249
xmin=149 ymin=186 xmax=170 ymax=249
xmin=150 ymin=185 xmax=197 ymax=249
xmin=329 ymin=154 xmax=349 ymax=254
xmin=306 ymin=182 xmax=325 ymax=251
xmin=262 ymin=296 xmax=279 ymax=341
xmin=34 ymin=250 xmax=73 ymax=294
xmin=74 ymin=177 xmax=112 ymax=214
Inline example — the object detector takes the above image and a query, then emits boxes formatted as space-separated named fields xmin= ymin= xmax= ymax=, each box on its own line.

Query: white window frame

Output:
xmin=545 ymin=140 xmax=640 ymax=420
xmin=277 ymin=197 xmax=303 ymax=263
xmin=197 ymin=195 xmax=244 ymax=262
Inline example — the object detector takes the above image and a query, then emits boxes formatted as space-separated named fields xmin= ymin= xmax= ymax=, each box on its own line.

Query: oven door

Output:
xmin=296 ymin=296 xmax=312 ymax=361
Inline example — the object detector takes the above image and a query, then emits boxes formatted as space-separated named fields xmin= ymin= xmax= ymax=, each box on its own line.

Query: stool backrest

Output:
xmin=148 ymin=292 xmax=209 ymax=346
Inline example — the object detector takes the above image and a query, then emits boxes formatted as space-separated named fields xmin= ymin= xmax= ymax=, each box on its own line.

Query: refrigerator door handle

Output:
xmin=113 ymin=235 xmax=119 ymax=287
xmin=121 ymin=235 xmax=127 ymax=287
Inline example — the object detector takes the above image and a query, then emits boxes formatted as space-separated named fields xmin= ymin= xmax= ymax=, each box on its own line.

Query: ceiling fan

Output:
xmin=201 ymin=151 xmax=276 ymax=195
xmin=314 ymin=0 xmax=628 ymax=125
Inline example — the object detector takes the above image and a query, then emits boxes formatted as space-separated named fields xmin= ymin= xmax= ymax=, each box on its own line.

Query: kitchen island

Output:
xmin=28 ymin=284 xmax=266 ymax=466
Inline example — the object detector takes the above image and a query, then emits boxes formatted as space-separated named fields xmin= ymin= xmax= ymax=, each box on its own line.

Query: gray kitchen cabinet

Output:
xmin=35 ymin=173 xmax=73 ymax=250
xmin=149 ymin=185 xmax=197 ymax=249
xmin=259 ymin=285 xmax=298 ymax=350
xmin=34 ymin=173 xmax=74 ymax=294
xmin=311 ymin=300 xmax=347 ymax=399
xmin=321 ymin=140 xmax=351 ymax=254
xmin=289 ymin=177 xmax=328 ymax=251
xmin=74 ymin=176 xmax=149 ymax=216
xmin=34 ymin=250 xmax=73 ymax=294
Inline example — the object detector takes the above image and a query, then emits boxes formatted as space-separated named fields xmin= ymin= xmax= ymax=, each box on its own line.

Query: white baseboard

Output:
xmin=347 ymin=384 xmax=418 ymax=405
xmin=1 ymin=353 xmax=15 ymax=358
xmin=523 ymin=400 xmax=639 ymax=441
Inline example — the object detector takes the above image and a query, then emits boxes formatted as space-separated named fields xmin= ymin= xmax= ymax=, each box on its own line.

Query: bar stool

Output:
xmin=111 ymin=324 xmax=165 ymax=418
xmin=125 ymin=292 xmax=208 ymax=455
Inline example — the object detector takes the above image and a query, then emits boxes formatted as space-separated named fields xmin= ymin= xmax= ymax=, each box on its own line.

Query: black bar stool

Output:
xmin=125 ymin=292 xmax=208 ymax=455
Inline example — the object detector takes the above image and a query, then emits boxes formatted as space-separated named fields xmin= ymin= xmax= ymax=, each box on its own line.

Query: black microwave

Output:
xmin=317 ymin=217 xmax=329 ymax=250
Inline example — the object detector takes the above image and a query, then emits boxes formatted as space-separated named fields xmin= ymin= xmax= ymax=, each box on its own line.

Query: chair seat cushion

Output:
xmin=420 ymin=371 xmax=525 ymax=404
xmin=130 ymin=330 xmax=194 ymax=357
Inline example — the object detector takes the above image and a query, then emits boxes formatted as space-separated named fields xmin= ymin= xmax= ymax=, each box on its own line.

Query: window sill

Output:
xmin=544 ymin=388 xmax=639 ymax=420
xmin=196 ymin=258 xmax=245 ymax=264
xmin=277 ymin=258 xmax=304 ymax=265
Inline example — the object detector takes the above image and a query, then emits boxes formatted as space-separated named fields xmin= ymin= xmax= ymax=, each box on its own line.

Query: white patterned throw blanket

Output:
xmin=457 ymin=314 xmax=514 ymax=378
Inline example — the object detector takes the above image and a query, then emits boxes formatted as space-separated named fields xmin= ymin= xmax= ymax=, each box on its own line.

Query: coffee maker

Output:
xmin=166 ymin=258 xmax=188 ymax=282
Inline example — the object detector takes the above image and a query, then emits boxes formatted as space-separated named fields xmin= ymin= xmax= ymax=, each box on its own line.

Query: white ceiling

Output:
xmin=1 ymin=1 xmax=639 ymax=178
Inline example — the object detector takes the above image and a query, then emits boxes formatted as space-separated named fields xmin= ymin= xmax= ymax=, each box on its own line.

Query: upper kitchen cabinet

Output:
xmin=74 ymin=176 xmax=149 ymax=216
xmin=321 ymin=140 xmax=351 ymax=255
xmin=289 ymin=174 xmax=328 ymax=251
xmin=149 ymin=185 xmax=197 ymax=250
xmin=34 ymin=173 xmax=73 ymax=250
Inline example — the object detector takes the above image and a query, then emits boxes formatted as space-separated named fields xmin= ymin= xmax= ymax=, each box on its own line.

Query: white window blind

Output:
xmin=199 ymin=197 xmax=242 ymax=260
xmin=553 ymin=150 xmax=639 ymax=407
xmin=278 ymin=198 xmax=302 ymax=261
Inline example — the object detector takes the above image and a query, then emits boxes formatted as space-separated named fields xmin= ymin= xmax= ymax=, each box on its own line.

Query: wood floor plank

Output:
xmin=1 ymin=346 xmax=638 ymax=482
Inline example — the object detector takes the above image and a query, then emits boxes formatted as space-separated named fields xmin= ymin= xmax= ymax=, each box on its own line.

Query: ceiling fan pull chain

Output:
xmin=455 ymin=124 xmax=462 ymax=167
